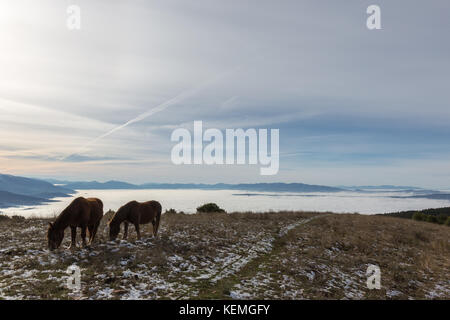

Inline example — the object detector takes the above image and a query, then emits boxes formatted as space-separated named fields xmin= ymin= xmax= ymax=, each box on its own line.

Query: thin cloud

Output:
xmin=61 ymin=67 xmax=240 ymax=160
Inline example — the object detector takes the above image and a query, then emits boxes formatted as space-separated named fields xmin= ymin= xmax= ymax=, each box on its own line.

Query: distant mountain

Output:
xmin=0 ymin=173 xmax=74 ymax=209
xmin=63 ymin=180 xmax=136 ymax=190
xmin=344 ymin=185 xmax=424 ymax=190
xmin=44 ymin=178 xmax=72 ymax=185
xmin=50 ymin=180 xmax=344 ymax=193
xmin=340 ymin=185 xmax=439 ymax=194
xmin=208 ymin=183 xmax=343 ymax=192
xmin=391 ymin=193 xmax=450 ymax=200
xmin=0 ymin=174 xmax=74 ymax=197
xmin=52 ymin=178 xmax=446 ymax=194
xmin=0 ymin=190 xmax=50 ymax=208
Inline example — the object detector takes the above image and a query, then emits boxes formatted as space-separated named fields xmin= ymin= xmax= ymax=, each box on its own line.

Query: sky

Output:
xmin=0 ymin=0 xmax=449 ymax=188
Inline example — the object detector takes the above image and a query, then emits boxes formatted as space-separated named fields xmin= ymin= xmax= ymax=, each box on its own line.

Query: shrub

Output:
xmin=445 ymin=216 xmax=450 ymax=226
xmin=436 ymin=214 xmax=447 ymax=225
xmin=412 ymin=212 xmax=425 ymax=221
xmin=165 ymin=208 xmax=177 ymax=214
xmin=425 ymin=215 xmax=438 ymax=223
xmin=196 ymin=203 xmax=226 ymax=213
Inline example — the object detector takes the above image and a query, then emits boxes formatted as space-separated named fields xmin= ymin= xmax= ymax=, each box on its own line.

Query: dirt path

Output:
xmin=183 ymin=215 xmax=330 ymax=299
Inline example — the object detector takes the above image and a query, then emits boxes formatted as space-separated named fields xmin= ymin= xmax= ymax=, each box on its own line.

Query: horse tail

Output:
xmin=153 ymin=203 xmax=161 ymax=237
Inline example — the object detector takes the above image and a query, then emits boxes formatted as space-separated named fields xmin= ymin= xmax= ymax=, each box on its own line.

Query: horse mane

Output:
xmin=51 ymin=198 xmax=80 ymax=230
xmin=109 ymin=201 xmax=136 ymax=225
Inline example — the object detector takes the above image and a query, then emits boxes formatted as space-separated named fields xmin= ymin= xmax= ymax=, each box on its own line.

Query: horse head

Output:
xmin=47 ymin=222 xmax=64 ymax=250
xmin=108 ymin=217 xmax=121 ymax=241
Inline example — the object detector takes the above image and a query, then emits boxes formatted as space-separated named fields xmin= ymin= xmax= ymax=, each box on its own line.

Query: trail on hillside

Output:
xmin=178 ymin=215 xmax=330 ymax=299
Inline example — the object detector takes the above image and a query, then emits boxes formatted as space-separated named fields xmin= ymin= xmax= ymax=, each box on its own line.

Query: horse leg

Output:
xmin=134 ymin=223 xmax=141 ymax=240
xmin=89 ymin=222 xmax=100 ymax=245
xmin=69 ymin=226 xmax=77 ymax=249
xmin=152 ymin=220 xmax=156 ymax=237
xmin=153 ymin=209 xmax=161 ymax=237
xmin=81 ymin=226 xmax=87 ymax=247
xmin=87 ymin=225 xmax=94 ymax=244
xmin=123 ymin=222 xmax=129 ymax=240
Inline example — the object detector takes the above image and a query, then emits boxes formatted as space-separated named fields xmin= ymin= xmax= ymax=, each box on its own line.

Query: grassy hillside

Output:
xmin=383 ymin=207 xmax=450 ymax=225
xmin=0 ymin=211 xmax=448 ymax=300
xmin=384 ymin=207 xmax=450 ymax=219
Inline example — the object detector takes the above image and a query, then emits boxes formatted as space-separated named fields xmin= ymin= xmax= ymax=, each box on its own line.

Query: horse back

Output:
xmin=86 ymin=198 xmax=104 ymax=224
xmin=136 ymin=201 xmax=161 ymax=224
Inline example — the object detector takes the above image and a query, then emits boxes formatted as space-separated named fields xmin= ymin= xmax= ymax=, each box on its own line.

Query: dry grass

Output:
xmin=229 ymin=214 xmax=449 ymax=299
xmin=0 ymin=211 xmax=448 ymax=300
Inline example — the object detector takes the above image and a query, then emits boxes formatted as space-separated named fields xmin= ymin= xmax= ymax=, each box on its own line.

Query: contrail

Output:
xmin=61 ymin=68 xmax=239 ymax=161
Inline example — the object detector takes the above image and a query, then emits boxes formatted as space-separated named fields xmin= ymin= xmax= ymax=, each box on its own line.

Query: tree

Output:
xmin=412 ymin=212 xmax=425 ymax=221
xmin=196 ymin=203 xmax=226 ymax=213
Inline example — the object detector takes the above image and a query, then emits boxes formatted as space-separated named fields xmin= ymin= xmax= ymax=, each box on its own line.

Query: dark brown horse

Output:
xmin=47 ymin=197 xmax=103 ymax=250
xmin=108 ymin=200 xmax=161 ymax=240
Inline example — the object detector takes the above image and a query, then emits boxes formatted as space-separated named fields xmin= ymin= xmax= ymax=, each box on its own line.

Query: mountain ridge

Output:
xmin=0 ymin=173 xmax=74 ymax=209
xmin=49 ymin=180 xmax=344 ymax=193
xmin=0 ymin=190 xmax=50 ymax=208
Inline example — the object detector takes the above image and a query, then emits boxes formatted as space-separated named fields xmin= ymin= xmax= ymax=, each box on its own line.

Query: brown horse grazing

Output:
xmin=47 ymin=197 xmax=103 ymax=250
xmin=108 ymin=200 xmax=161 ymax=241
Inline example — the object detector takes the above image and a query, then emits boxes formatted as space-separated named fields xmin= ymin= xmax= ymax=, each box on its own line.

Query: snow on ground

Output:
xmin=0 ymin=213 xmax=307 ymax=299
xmin=0 ymin=212 xmax=448 ymax=300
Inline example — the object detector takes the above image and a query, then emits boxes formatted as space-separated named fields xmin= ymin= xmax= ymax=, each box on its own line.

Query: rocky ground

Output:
xmin=0 ymin=211 xmax=448 ymax=300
